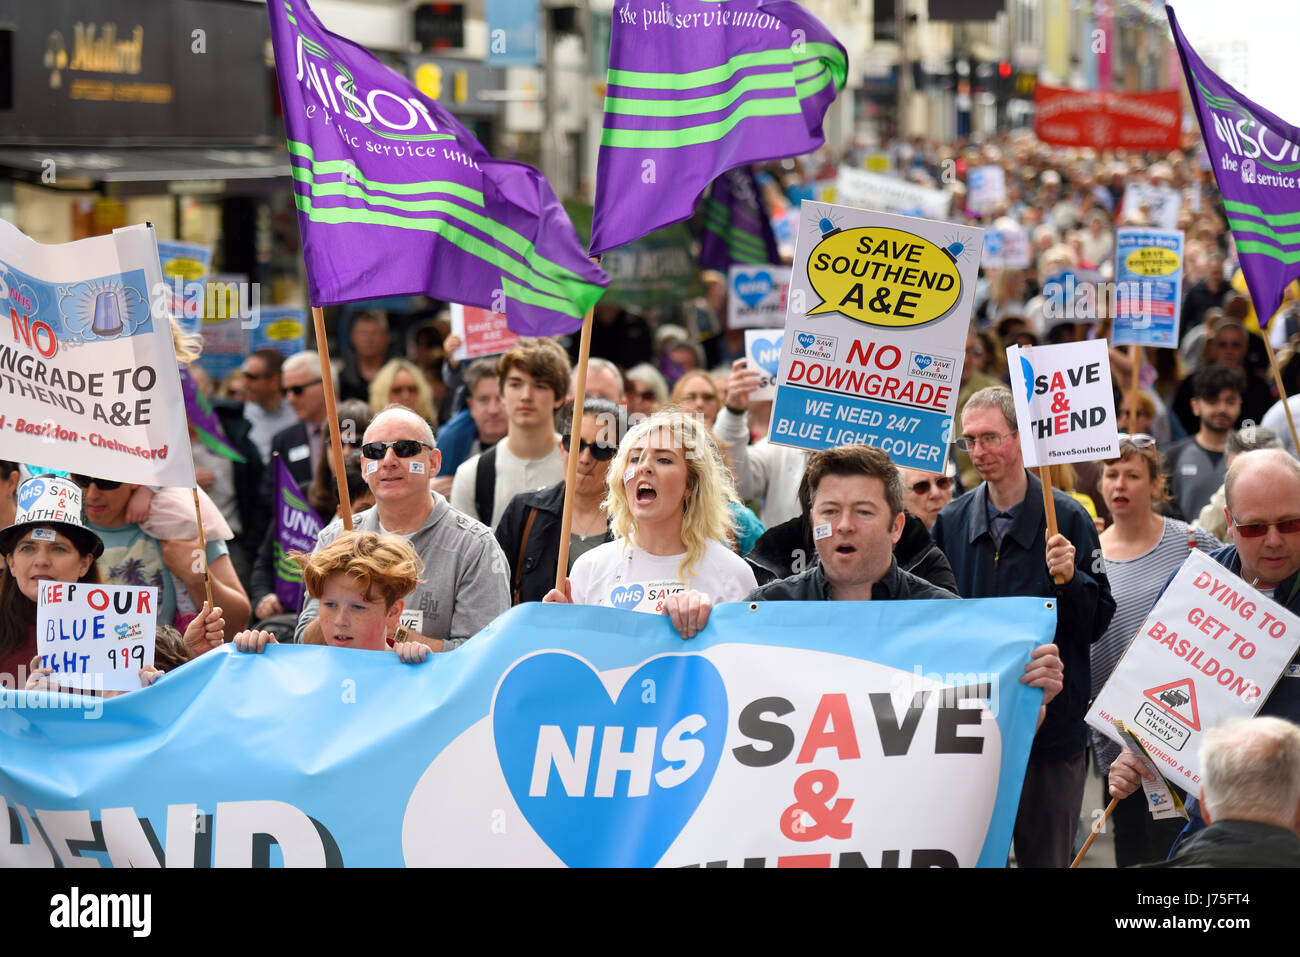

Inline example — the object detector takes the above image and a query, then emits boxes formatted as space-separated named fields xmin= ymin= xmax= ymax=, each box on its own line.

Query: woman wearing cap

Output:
xmin=0 ymin=476 xmax=106 ymax=687
xmin=543 ymin=410 xmax=757 ymax=615
xmin=496 ymin=398 xmax=618 ymax=605
xmin=1089 ymin=435 xmax=1221 ymax=866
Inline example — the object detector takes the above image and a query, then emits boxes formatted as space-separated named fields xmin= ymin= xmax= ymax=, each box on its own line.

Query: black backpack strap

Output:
xmin=474 ymin=444 xmax=498 ymax=525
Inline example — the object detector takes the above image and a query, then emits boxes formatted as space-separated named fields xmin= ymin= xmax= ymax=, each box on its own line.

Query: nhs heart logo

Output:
xmin=493 ymin=652 xmax=727 ymax=867
xmin=752 ymin=336 xmax=782 ymax=377
xmin=610 ymin=584 xmax=644 ymax=609
xmin=17 ymin=480 xmax=46 ymax=511
xmin=797 ymin=332 xmax=815 ymax=349
xmin=734 ymin=271 xmax=773 ymax=308
xmin=913 ymin=354 xmax=933 ymax=371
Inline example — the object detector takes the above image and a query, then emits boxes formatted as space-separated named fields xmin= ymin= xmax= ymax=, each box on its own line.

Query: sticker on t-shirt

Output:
xmin=1287 ymin=662 xmax=1300 ymax=678
xmin=400 ymin=609 xmax=423 ymax=633
xmin=608 ymin=579 xmax=686 ymax=613
xmin=1179 ymin=463 xmax=1197 ymax=476
xmin=288 ymin=444 xmax=311 ymax=463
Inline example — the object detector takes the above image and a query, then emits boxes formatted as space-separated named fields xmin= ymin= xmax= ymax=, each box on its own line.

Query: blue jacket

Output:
xmin=932 ymin=469 xmax=1116 ymax=762
xmin=435 ymin=407 xmax=478 ymax=478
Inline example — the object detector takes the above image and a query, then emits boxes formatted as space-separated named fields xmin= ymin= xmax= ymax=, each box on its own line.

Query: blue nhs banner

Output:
xmin=486 ymin=0 xmax=539 ymax=66
xmin=0 ymin=601 xmax=1052 ymax=867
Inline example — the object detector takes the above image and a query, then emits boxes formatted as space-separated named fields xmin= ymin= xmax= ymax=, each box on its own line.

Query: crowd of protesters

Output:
xmin=7 ymin=129 xmax=1300 ymax=867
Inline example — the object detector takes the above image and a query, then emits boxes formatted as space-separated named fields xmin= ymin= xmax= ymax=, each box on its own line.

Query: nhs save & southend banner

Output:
xmin=0 ymin=599 xmax=1052 ymax=867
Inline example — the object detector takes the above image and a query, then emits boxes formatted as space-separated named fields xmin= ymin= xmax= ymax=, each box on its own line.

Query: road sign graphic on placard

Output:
xmin=1143 ymin=678 xmax=1201 ymax=731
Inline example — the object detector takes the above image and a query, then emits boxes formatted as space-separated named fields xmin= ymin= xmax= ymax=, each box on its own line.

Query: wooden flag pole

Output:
xmin=555 ymin=307 xmax=596 ymax=591
xmin=1262 ymin=332 xmax=1300 ymax=456
xmin=1036 ymin=465 xmax=1064 ymax=585
xmin=1128 ymin=344 xmax=1142 ymax=432
xmin=311 ymin=305 xmax=354 ymax=531
xmin=1070 ymin=797 xmax=1117 ymax=868
xmin=191 ymin=487 xmax=215 ymax=610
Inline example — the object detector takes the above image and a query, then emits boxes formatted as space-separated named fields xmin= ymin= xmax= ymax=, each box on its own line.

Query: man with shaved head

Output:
xmin=293 ymin=404 xmax=510 ymax=649
xmin=1110 ymin=449 xmax=1300 ymax=851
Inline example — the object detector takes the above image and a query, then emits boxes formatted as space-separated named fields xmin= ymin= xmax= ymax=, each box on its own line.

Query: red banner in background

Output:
xmin=1034 ymin=84 xmax=1181 ymax=151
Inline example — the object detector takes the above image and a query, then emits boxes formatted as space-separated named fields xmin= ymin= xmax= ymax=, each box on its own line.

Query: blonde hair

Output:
xmin=369 ymin=358 xmax=436 ymax=424
xmin=171 ymin=318 xmax=202 ymax=364
xmin=293 ymin=531 xmax=422 ymax=608
xmin=605 ymin=409 xmax=739 ymax=581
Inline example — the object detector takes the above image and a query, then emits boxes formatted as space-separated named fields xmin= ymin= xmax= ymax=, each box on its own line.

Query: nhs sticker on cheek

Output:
xmin=366 ymin=460 xmax=379 ymax=475
xmin=813 ymin=523 xmax=832 ymax=541
xmin=409 ymin=461 xmax=426 ymax=474
xmin=623 ymin=467 xmax=636 ymax=485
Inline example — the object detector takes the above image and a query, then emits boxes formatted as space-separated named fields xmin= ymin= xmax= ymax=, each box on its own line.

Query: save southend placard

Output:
xmin=769 ymin=202 xmax=982 ymax=471
xmin=1007 ymin=338 xmax=1119 ymax=466
xmin=1087 ymin=550 xmax=1300 ymax=788
xmin=0 ymin=599 xmax=1052 ymax=867
xmin=0 ymin=218 xmax=195 ymax=486
xmin=1111 ymin=228 xmax=1185 ymax=348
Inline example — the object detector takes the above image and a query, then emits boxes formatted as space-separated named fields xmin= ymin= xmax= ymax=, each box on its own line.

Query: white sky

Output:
xmin=1166 ymin=0 xmax=1300 ymax=119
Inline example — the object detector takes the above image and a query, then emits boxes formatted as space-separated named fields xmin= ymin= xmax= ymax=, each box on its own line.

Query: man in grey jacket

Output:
xmin=294 ymin=405 xmax=510 ymax=649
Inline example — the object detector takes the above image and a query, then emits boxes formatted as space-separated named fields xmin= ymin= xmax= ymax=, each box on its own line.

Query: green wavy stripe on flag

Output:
xmin=1227 ymin=218 xmax=1300 ymax=247
xmin=282 ymin=486 xmax=311 ymax=513
xmin=195 ymin=426 xmax=246 ymax=463
xmin=289 ymin=140 xmax=598 ymax=295
xmin=1235 ymin=239 xmax=1300 ymax=263
xmin=600 ymin=71 xmax=833 ymax=148
xmin=1194 ymin=78 xmax=1300 ymax=173
xmin=704 ymin=223 xmax=769 ymax=259
xmin=288 ymin=142 xmax=483 ymax=203
xmin=1224 ymin=200 xmax=1300 ymax=227
xmin=294 ymin=194 xmax=601 ymax=319
xmin=604 ymin=60 xmax=823 ymax=117
xmin=607 ymin=43 xmax=844 ymax=92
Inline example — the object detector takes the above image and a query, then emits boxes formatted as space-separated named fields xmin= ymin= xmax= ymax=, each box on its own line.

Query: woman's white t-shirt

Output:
xmin=569 ymin=538 xmax=757 ymax=613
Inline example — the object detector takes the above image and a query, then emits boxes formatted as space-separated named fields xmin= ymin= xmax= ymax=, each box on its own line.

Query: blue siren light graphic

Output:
xmin=91 ymin=290 xmax=125 ymax=336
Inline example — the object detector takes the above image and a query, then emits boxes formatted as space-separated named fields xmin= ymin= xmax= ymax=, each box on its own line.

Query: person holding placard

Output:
xmin=543 ymin=410 xmax=757 ymax=614
xmin=1090 ymin=434 xmax=1222 ymax=866
xmin=1110 ymin=449 xmax=1300 ymax=850
xmin=0 ymin=476 xmax=104 ymax=688
xmin=932 ymin=386 xmax=1115 ymax=868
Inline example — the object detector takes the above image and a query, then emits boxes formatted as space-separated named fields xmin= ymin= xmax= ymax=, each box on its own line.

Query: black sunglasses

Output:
xmin=70 ymin=474 xmax=123 ymax=491
xmin=908 ymin=476 xmax=953 ymax=495
xmin=282 ymin=380 xmax=322 ymax=397
xmin=360 ymin=440 xmax=433 ymax=460
xmin=562 ymin=434 xmax=617 ymax=461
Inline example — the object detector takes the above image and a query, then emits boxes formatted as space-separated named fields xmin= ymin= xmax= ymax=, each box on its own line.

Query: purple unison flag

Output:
xmin=273 ymin=455 xmax=323 ymax=614
xmin=698 ymin=166 xmax=780 ymax=270
xmin=589 ymin=0 xmax=847 ymax=257
xmin=180 ymin=365 xmax=245 ymax=463
xmin=1169 ymin=6 xmax=1300 ymax=328
xmin=268 ymin=0 xmax=608 ymax=336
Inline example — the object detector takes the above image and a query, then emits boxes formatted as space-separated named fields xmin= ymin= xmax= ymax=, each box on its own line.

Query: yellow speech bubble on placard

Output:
xmin=806 ymin=226 xmax=962 ymax=327
xmin=1125 ymin=247 xmax=1181 ymax=277
xmin=162 ymin=257 xmax=206 ymax=281
xmin=265 ymin=319 xmax=303 ymax=340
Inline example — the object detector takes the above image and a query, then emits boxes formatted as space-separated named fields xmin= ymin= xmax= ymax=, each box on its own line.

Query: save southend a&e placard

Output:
xmin=1112 ymin=228 xmax=1185 ymax=348
xmin=1087 ymin=549 xmax=1300 ymax=788
xmin=769 ymin=202 xmax=982 ymax=470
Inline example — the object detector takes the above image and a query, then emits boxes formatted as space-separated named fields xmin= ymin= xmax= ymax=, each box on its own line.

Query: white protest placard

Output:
xmin=966 ymin=165 xmax=1007 ymax=214
xmin=37 ymin=582 xmax=158 ymax=692
xmin=981 ymin=227 xmax=1031 ymax=270
xmin=449 ymin=302 xmax=519 ymax=362
xmin=1122 ymin=182 xmax=1182 ymax=231
xmin=770 ymin=201 xmax=982 ymax=471
xmin=835 ymin=166 xmax=952 ymax=221
xmin=1087 ymin=549 xmax=1300 ymax=789
xmin=743 ymin=328 xmax=783 ymax=401
xmin=0 ymin=219 xmax=195 ymax=486
xmin=1006 ymin=339 xmax=1119 ymax=466
xmin=727 ymin=264 xmax=791 ymax=330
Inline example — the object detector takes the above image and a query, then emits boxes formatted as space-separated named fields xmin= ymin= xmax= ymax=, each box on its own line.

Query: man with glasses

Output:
xmin=1110 ymin=448 xmax=1300 ymax=849
xmin=239 ymin=348 xmax=297 ymax=465
xmin=268 ymin=351 xmax=330 ymax=494
xmin=294 ymin=405 xmax=510 ymax=648
xmin=932 ymin=386 xmax=1115 ymax=868
xmin=76 ymin=474 xmax=251 ymax=640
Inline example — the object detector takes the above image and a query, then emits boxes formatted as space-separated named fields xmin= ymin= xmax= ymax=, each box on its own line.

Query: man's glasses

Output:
xmin=679 ymin=392 xmax=718 ymax=404
xmin=360 ymin=440 xmax=433 ymax=460
xmin=562 ymin=434 xmax=618 ymax=461
xmin=908 ymin=476 xmax=953 ymax=495
xmin=631 ymin=388 xmax=657 ymax=402
xmin=1117 ymin=433 xmax=1157 ymax=449
xmin=241 ymin=370 xmax=273 ymax=381
xmin=1230 ymin=514 xmax=1300 ymax=538
xmin=282 ymin=381 xmax=322 ymax=397
xmin=70 ymin=475 xmax=123 ymax=491
xmin=954 ymin=432 xmax=1014 ymax=451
